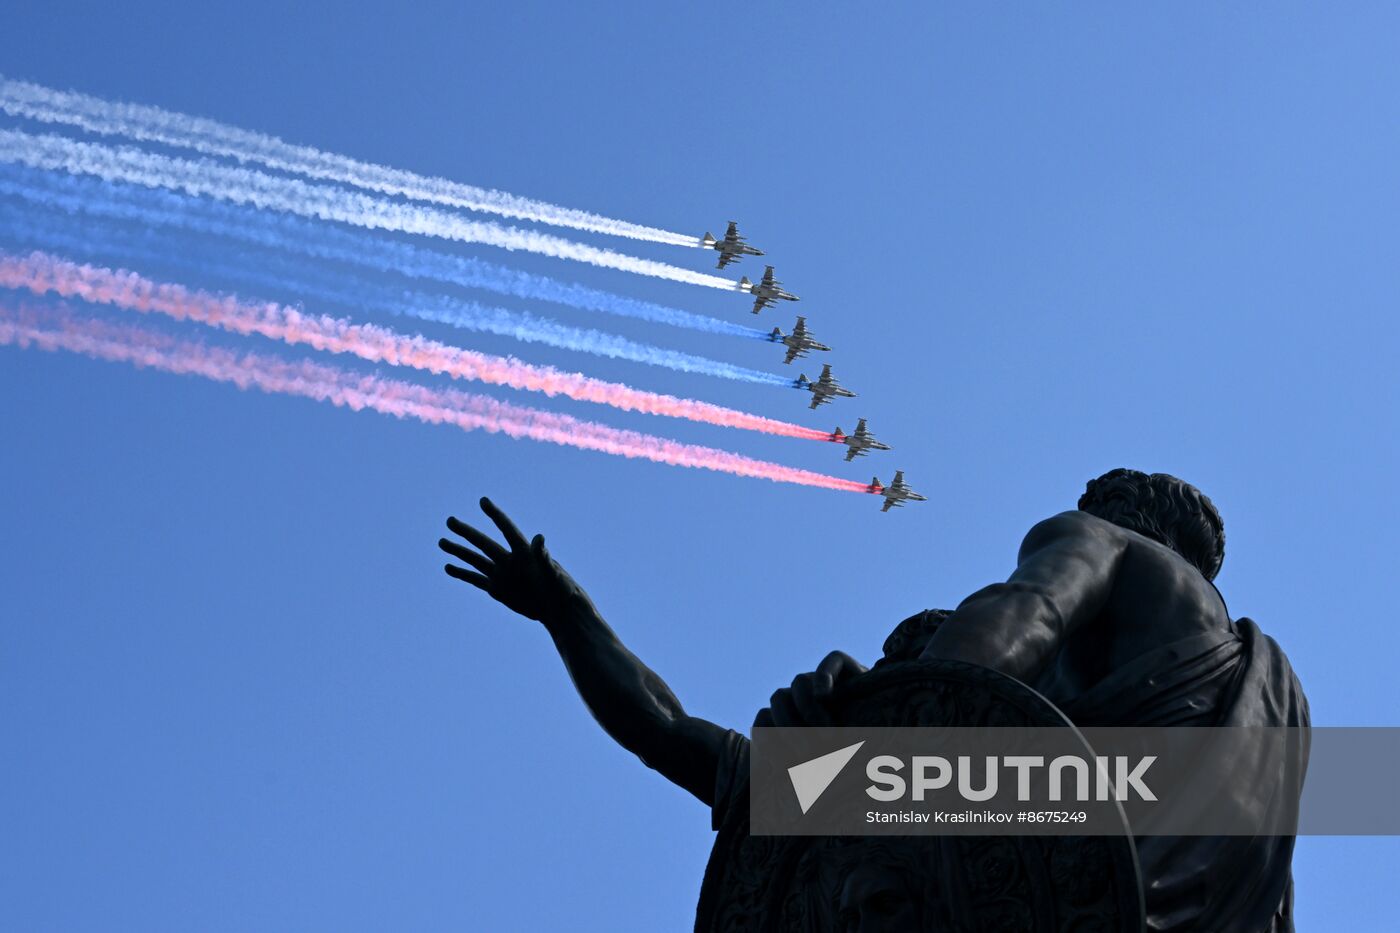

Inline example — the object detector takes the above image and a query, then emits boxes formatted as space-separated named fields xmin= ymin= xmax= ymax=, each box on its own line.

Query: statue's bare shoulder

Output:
xmin=1034 ymin=510 xmax=1231 ymax=673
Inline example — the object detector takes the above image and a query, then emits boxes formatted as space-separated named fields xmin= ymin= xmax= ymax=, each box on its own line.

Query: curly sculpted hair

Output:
xmin=1077 ymin=468 xmax=1226 ymax=581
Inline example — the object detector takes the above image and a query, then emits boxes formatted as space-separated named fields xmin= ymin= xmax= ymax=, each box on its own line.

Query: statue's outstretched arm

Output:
xmin=439 ymin=498 xmax=728 ymax=806
xmin=920 ymin=510 xmax=1124 ymax=682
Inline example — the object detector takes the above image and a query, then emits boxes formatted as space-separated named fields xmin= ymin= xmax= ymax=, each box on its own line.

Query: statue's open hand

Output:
xmin=438 ymin=498 xmax=586 ymax=623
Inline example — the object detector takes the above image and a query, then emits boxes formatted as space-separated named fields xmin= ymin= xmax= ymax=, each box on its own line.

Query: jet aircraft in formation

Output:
xmin=769 ymin=316 xmax=830 ymax=365
xmin=869 ymin=471 xmax=927 ymax=512
xmin=832 ymin=418 xmax=890 ymax=462
xmin=713 ymin=221 xmax=923 ymax=511
xmin=796 ymin=364 xmax=856 ymax=410
xmin=739 ymin=265 xmax=800 ymax=314
xmin=701 ymin=221 xmax=764 ymax=269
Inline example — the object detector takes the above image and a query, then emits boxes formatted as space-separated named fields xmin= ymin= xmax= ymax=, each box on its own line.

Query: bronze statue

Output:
xmin=439 ymin=469 xmax=1308 ymax=932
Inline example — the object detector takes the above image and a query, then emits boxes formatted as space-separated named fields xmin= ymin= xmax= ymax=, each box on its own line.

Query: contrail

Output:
xmin=0 ymin=250 xmax=830 ymax=442
xmin=0 ymin=206 xmax=796 ymax=387
xmin=0 ymin=303 xmax=872 ymax=494
xmin=0 ymin=128 xmax=741 ymax=289
xmin=0 ymin=164 xmax=769 ymax=340
xmin=0 ymin=75 xmax=700 ymax=248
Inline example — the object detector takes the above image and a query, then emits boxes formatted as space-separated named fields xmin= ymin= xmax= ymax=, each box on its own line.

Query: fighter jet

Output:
xmin=796 ymin=363 xmax=855 ymax=409
xmin=870 ymin=471 xmax=928 ymax=512
xmin=769 ymin=315 xmax=831 ymax=365
xmin=701 ymin=221 xmax=764 ymax=269
xmin=739 ymin=265 xmax=799 ymax=314
xmin=832 ymin=418 xmax=891 ymax=462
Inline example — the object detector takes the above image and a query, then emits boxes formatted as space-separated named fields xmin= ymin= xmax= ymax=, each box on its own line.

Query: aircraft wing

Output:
xmin=716 ymin=252 xmax=736 ymax=269
xmin=845 ymin=447 xmax=859 ymax=462
xmin=783 ymin=345 xmax=800 ymax=365
xmin=881 ymin=498 xmax=895 ymax=512
xmin=809 ymin=394 xmax=827 ymax=409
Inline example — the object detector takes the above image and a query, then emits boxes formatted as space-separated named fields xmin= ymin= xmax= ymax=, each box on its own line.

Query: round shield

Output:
xmin=694 ymin=659 xmax=1145 ymax=933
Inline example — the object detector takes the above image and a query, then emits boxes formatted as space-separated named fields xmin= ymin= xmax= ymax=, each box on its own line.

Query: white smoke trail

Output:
xmin=0 ymin=128 xmax=741 ymax=290
xmin=0 ymin=75 xmax=701 ymax=248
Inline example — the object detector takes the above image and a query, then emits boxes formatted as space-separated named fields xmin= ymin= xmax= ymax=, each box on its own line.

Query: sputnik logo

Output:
xmin=787 ymin=741 xmax=866 ymax=815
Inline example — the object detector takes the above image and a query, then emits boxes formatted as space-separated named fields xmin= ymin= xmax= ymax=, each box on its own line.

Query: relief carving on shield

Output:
xmin=695 ymin=659 xmax=1145 ymax=933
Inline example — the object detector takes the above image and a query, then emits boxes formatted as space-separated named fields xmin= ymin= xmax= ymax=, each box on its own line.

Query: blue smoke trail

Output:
xmin=0 ymin=199 xmax=799 ymax=388
xmin=0 ymin=162 xmax=767 ymax=340
xmin=0 ymin=127 xmax=737 ymax=287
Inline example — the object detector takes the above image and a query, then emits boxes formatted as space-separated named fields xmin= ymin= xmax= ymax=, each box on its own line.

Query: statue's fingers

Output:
xmin=438 ymin=538 xmax=493 ymax=574
xmin=790 ymin=672 xmax=833 ymax=726
xmin=446 ymin=515 xmax=506 ymax=562
xmin=767 ymin=688 xmax=803 ymax=728
xmin=816 ymin=650 xmax=867 ymax=684
xmin=444 ymin=564 xmax=492 ymax=591
xmin=479 ymin=497 xmax=528 ymax=551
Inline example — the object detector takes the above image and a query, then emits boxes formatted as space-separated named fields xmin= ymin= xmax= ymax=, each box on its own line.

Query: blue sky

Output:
xmin=2 ymin=3 xmax=1397 ymax=929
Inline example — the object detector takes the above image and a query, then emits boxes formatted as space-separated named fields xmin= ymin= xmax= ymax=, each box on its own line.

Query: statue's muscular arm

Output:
xmin=438 ymin=499 xmax=728 ymax=806
xmin=918 ymin=510 xmax=1127 ymax=683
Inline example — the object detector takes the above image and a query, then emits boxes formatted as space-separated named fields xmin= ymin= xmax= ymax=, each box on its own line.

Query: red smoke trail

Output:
xmin=0 ymin=302 xmax=874 ymax=494
xmin=0 ymin=250 xmax=833 ymax=442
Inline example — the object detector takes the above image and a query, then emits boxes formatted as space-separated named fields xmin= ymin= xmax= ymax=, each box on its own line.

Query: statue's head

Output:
xmin=1077 ymin=468 xmax=1225 ymax=581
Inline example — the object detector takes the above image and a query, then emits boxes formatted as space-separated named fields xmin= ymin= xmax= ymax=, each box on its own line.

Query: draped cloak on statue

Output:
xmin=1048 ymin=618 xmax=1310 ymax=933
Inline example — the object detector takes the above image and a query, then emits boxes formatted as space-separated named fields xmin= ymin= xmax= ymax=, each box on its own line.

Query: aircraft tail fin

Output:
xmin=739 ymin=276 xmax=753 ymax=291
xmin=702 ymin=232 xmax=716 ymax=247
